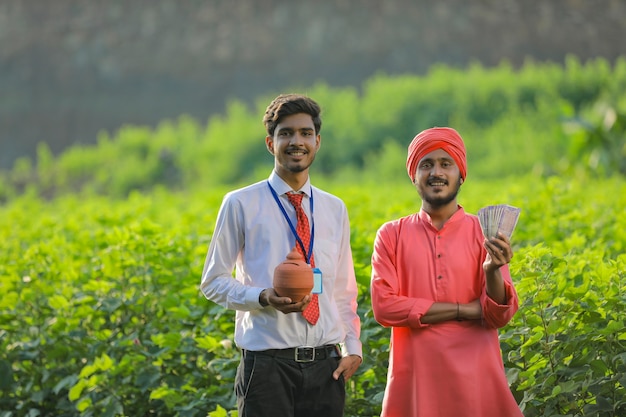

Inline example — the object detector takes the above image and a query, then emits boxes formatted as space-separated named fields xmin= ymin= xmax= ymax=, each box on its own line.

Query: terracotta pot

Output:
xmin=273 ymin=247 xmax=313 ymax=302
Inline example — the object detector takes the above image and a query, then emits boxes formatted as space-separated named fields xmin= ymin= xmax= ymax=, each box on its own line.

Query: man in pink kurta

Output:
xmin=371 ymin=127 xmax=523 ymax=417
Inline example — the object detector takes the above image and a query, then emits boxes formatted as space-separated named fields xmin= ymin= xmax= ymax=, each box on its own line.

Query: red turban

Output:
xmin=406 ymin=127 xmax=467 ymax=182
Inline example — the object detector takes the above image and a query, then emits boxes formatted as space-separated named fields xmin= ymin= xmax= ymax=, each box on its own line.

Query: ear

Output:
xmin=460 ymin=177 xmax=464 ymax=184
xmin=265 ymin=135 xmax=274 ymax=155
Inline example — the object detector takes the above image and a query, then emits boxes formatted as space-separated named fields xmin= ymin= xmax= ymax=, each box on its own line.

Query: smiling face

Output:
xmin=266 ymin=112 xmax=321 ymax=189
xmin=414 ymin=148 xmax=463 ymax=210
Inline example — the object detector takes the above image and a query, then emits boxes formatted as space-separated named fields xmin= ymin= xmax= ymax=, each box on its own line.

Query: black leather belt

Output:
xmin=246 ymin=344 xmax=340 ymax=363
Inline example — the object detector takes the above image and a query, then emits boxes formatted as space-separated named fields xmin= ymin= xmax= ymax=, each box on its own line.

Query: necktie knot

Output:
xmin=286 ymin=192 xmax=304 ymax=208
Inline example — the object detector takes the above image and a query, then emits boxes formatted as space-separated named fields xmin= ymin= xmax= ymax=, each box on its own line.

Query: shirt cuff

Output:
xmin=408 ymin=299 xmax=435 ymax=328
xmin=248 ymin=287 xmax=266 ymax=308
xmin=341 ymin=339 xmax=363 ymax=358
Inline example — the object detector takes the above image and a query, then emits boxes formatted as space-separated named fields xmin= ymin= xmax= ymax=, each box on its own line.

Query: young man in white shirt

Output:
xmin=200 ymin=93 xmax=362 ymax=417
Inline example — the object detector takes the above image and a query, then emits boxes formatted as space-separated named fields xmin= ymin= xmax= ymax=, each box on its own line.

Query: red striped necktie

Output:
xmin=286 ymin=192 xmax=319 ymax=325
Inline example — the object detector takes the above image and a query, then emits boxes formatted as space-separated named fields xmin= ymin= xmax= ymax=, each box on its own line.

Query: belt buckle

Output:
xmin=294 ymin=346 xmax=316 ymax=362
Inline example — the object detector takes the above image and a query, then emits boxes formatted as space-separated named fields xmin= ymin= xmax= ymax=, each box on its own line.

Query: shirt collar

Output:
xmin=418 ymin=204 xmax=465 ymax=228
xmin=268 ymin=171 xmax=312 ymax=198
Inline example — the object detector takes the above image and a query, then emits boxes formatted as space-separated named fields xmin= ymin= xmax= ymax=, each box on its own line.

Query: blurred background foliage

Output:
xmin=3 ymin=0 xmax=625 ymax=171
xmin=1 ymin=56 xmax=625 ymax=202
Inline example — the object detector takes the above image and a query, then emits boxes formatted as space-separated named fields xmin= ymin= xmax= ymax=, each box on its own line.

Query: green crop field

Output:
xmin=1 ymin=57 xmax=626 ymax=416
xmin=1 ymin=175 xmax=625 ymax=416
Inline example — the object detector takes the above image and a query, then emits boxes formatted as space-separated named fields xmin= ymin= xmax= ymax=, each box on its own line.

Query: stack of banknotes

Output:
xmin=477 ymin=204 xmax=521 ymax=239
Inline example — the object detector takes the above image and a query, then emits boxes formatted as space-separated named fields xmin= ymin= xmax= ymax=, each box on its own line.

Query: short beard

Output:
xmin=284 ymin=148 xmax=316 ymax=174
xmin=420 ymin=177 xmax=462 ymax=208
xmin=286 ymin=156 xmax=315 ymax=174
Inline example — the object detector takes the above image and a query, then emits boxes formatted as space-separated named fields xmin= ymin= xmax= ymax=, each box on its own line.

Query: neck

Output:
xmin=275 ymin=169 xmax=309 ymax=191
xmin=422 ymin=201 xmax=459 ymax=230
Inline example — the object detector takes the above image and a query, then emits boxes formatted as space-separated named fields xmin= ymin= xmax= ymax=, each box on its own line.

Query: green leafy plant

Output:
xmin=2 ymin=175 xmax=625 ymax=416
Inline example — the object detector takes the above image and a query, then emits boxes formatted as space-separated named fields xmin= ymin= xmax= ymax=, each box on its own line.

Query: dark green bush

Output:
xmin=1 ymin=56 xmax=625 ymax=201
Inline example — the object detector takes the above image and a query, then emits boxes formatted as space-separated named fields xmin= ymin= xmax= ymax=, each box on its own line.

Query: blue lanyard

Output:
xmin=267 ymin=181 xmax=315 ymax=264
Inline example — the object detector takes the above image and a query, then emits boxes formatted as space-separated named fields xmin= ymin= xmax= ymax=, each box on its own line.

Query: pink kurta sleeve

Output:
xmin=371 ymin=222 xmax=434 ymax=328
xmin=481 ymin=264 xmax=519 ymax=328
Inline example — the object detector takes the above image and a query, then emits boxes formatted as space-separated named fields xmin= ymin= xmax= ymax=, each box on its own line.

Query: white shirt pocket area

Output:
xmin=312 ymin=238 xmax=339 ymax=292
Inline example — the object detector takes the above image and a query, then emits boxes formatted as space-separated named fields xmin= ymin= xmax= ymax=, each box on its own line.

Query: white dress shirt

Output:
xmin=200 ymin=171 xmax=362 ymax=357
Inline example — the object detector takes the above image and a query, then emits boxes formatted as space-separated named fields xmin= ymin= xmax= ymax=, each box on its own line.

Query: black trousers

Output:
xmin=235 ymin=348 xmax=346 ymax=417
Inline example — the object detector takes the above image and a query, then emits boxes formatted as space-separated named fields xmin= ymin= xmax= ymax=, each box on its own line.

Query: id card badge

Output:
xmin=312 ymin=267 xmax=323 ymax=294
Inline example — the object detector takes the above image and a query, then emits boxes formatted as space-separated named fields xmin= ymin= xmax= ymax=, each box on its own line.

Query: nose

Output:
xmin=430 ymin=163 xmax=444 ymax=177
xmin=289 ymin=132 xmax=304 ymax=145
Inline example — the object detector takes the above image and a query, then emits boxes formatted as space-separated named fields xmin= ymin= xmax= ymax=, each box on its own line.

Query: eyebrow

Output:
xmin=277 ymin=126 xmax=315 ymax=133
xmin=420 ymin=156 xmax=454 ymax=163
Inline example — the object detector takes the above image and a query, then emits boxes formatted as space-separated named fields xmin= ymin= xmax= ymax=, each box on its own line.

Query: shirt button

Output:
xmin=437 ymin=275 xmax=443 ymax=279
xmin=437 ymin=254 xmax=441 ymax=258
